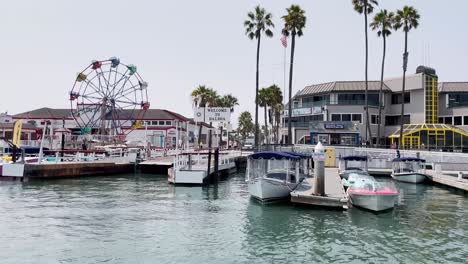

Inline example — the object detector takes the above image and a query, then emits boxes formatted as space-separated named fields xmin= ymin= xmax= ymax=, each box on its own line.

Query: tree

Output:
xmin=257 ymin=87 xmax=270 ymax=144
xmin=352 ymin=0 xmax=378 ymax=147
xmin=282 ymin=5 xmax=306 ymax=145
xmin=371 ymin=9 xmax=394 ymax=147
xmin=267 ymin=85 xmax=283 ymax=144
xmin=238 ymin=111 xmax=254 ymax=144
xmin=191 ymin=85 xmax=218 ymax=147
xmin=394 ymin=6 xmax=420 ymax=149
xmin=244 ymin=5 xmax=274 ymax=149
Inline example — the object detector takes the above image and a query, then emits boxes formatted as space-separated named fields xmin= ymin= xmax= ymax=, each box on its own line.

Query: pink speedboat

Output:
xmin=346 ymin=173 xmax=399 ymax=212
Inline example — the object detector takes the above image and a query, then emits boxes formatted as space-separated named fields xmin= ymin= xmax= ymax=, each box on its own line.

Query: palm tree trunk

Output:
xmin=264 ymin=106 xmax=268 ymax=144
xmin=377 ymin=34 xmax=387 ymax=148
xmin=255 ymin=34 xmax=261 ymax=149
xmin=364 ymin=5 xmax=372 ymax=147
xmin=287 ymin=33 xmax=296 ymax=145
xmin=399 ymin=30 xmax=409 ymax=149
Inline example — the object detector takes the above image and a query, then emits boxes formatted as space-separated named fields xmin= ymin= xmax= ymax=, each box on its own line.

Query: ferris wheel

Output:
xmin=69 ymin=57 xmax=149 ymax=136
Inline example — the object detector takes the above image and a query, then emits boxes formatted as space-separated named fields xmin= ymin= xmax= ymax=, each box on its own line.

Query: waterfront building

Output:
xmin=281 ymin=66 xmax=468 ymax=149
xmin=9 ymin=107 xmax=215 ymax=149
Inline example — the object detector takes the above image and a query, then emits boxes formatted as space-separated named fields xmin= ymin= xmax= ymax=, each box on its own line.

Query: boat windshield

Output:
xmin=246 ymin=158 xmax=302 ymax=181
xmin=393 ymin=161 xmax=423 ymax=173
xmin=348 ymin=174 xmax=398 ymax=194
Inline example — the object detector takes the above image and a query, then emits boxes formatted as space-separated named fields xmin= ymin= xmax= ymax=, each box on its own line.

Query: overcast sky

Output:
xmin=1 ymin=0 xmax=467 ymax=125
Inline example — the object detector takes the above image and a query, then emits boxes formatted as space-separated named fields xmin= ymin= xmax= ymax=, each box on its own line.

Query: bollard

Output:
xmin=458 ymin=172 xmax=463 ymax=181
xmin=313 ymin=142 xmax=325 ymax=196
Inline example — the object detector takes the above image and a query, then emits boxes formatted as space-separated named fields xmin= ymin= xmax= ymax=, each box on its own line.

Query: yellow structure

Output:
xmin=324 ymin=148 xmax=336 ymax=167
xmin=12 ymin=119 xmax=23 ymax=147
xmin=424 ymin=72 xmax=438 ymax=124
xmin=389 ymin=123 xmax=468 ymax=151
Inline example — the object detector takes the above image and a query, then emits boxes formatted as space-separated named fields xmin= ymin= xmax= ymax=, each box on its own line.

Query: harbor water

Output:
xmin=0 ymin=173 xmax=466 ymax=264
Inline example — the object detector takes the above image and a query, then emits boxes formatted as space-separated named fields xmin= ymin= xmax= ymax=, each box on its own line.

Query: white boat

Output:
xmin=338 ymin=155 xmax=368 ymax=180
xmin=246 ymin=151 xmax=311 ymax=202
xmin=391 ymin=157 xmax=427 ymax=184
xmin=346 ymin=172 xmax=399 ymax=212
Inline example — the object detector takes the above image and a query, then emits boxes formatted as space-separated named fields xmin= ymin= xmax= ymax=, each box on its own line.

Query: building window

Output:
xmin=464 ymin=116 xmax=468 ymax=126
xmin=352 ymin=114 xmax=362 ymax=123
xmin=385 ymin=115 xmax=410 ymax=126
xmin=454 ymin=116 xmax=462 ymax=126
xmin=391 ymin=93 xmax=410 ymax=104
xmin=165 ymin=120 xmax=172 ymax=126
xmin=342 ymin=114 xmax=351 ymax=121
xmin=337 ymin=93 xmax=379 ymax=106
xmin=158 ymin=121 xmax=164 ymax=126
xmin=371 ymin=115 xmax=380 ymax=125
xmin=444 ymin=116 xmax=453 ymax=125
xmin=438 ymin=117 xmax=443 ymax=124
xmin=331 ymin=114 xmax=341 ymax=121
xmin=448 ymin=93 xmax=468 ymax=107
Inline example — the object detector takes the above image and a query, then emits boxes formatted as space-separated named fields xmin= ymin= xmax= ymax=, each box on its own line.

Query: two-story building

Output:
xmin=282 ymin=66 xmax=468 ymax=147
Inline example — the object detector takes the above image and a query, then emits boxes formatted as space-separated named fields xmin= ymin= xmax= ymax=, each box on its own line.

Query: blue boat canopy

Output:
xmin=393 ymin=157 xmax=426 ymax=162
xmin=341 ymin=156 xmax=367 ymax=161
xmin=282 ymin=151 xmax=312 ymax=159
xmin=248 ymin=151 xmax=301 ymax=160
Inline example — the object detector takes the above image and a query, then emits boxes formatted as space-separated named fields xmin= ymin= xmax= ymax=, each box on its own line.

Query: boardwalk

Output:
xmin=290 ymin=168 xmax=348 ymax=209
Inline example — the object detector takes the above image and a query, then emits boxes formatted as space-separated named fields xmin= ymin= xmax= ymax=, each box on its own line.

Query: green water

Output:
xmin=0 ymin=173 xmax=466 ymax=264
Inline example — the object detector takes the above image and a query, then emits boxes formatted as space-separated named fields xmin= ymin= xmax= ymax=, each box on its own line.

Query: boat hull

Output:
xmin=391 ymin=172 xmax=426 ymax=184
xmin=247 ymin=178 xmax=295 ymax=202
xmin=348 ymin=192 xmax=398 ymax=212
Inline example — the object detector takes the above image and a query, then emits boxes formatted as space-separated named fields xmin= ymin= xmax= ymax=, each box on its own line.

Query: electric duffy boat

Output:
xmin=391 ymin=157 xmax=427 ymax=184
xmin=338 ymin=155 xmax=369 ymax=180
xmin=245 ymin=151 xmax=312 ymax=202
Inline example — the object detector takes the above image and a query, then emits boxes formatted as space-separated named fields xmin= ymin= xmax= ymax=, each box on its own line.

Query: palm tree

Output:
xmin=394 ymin=6 xmax=420 ymax=149
xmin=238 ymin=111 xmax=254 ymax=144
xmin=267 ymin=85 xmax=283 ymax=143
xmin=244 ymin=6 xmax=274 ymax=149
xmin=257 ymin=87 xmax=270 ymax=144
xmin=371 ymin=9 xmax=394 ymax=147
xmin=191 ymin=85 xmax=218 ymax=147
xmin=282 ymin=5 xmax=306 ymax=145
xmin=352 ymin=0 xmax=378 ymax=147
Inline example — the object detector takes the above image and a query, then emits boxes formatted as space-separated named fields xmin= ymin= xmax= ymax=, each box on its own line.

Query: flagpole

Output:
xmin=283 ymin=44 xmax=287 ymax=106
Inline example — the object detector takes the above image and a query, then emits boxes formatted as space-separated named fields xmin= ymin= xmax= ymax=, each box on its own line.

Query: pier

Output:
xmin=290 ymin=168 xmax=348 ymax=209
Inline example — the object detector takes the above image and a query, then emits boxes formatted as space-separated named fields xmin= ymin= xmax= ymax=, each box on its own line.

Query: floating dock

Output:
xmin=290 ymin=168 xmax=348 ymax=209
xmin=426 ymin=170 xmax=468 ymax=192
xmin=1 ymin=162 xmax=134 ymax=181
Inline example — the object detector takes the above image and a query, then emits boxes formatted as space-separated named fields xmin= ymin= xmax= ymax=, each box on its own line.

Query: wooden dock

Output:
xmin=290 ymin=168 xmax=348 ymax=209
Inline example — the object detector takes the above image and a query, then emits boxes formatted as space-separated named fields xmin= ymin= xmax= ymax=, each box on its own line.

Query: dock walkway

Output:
xmin=426 ymin=170 xmax=468 ymax=191
xmin=290 ymin=168 xmax=348 ymax=209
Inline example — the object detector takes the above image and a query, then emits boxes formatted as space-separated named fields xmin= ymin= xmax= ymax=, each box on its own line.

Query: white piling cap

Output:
xmin=315 ymin=142 xmax=325 ymax=153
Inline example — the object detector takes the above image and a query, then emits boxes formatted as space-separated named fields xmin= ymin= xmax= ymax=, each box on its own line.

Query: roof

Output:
xmin=14 ymin=107 xmax=72 ymax=119
xmin=282 ymin=151 xmax=311 ymax=159
xmin=248 ymin=151 xmax=301 ymax=160
xmin=296 ymin=81 xmax=392 ymax=97
xmin=438 ymin=82 xmax=468 ymax=93
xmin=389 ymin=123 xmax=468 ymax=138
xmin=0 ymin=122 xmax=37 ymax=130
xmin=393 ymin=157 xmax=426 ymax=162
xmin=341 ymin=156 xmax=367 ymax=161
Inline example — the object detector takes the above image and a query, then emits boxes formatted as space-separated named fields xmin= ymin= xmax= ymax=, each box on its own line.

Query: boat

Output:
xmin=391 ymin=157 xmax=427 ymax=184
xmin=339 ymin=155 xmax=368 ymax=180
xmin=346 ymin=173 xmax=399 ymax=212
xmin=246 ymin=151 xmax=312 ymax=202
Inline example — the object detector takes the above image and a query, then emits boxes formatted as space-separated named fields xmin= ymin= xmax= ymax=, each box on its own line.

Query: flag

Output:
xmin=280 ymin=35 xmax=287 ymax=48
